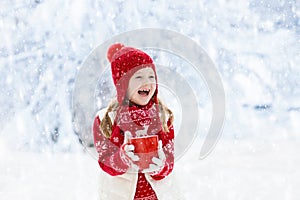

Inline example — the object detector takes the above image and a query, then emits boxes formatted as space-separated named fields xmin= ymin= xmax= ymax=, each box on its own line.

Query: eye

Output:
xmin=135 ymin=76 xmax=142 ymax=79
xmin=149 ymin=75 xmax=155 ymax=79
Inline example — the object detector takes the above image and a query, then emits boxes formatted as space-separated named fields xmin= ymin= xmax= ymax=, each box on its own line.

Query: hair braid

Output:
xmin=158 ymin=99 xmax=174 ymax=132
xmin=100 ymin=98 xmax=119 ymax=138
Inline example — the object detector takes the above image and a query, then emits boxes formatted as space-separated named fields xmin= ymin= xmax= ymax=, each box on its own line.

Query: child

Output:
xmin=93 ymin=43 xmax=180 ymax=200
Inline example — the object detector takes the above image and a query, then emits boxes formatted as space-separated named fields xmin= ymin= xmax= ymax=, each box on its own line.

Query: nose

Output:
xmin=141 ymin=77 xmax=155 ymax=85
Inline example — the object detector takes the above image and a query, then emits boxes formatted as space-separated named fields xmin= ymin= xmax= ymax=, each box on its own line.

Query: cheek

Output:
xmin=151 ymin=83 xmax=156 ymax=89
xmin=150 ymin=84 xmax=156 ymax=95
xmin=128 ymin=79 xmax=138 ymax=91
xmin=130 ymin=82 xmax=141 ymax=92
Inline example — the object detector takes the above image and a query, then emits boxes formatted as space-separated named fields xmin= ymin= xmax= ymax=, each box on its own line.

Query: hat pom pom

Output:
xmin=107 ymin=43 xmax=125 ymax=63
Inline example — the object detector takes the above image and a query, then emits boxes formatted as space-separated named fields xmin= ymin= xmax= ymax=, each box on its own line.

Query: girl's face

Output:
xmin=127 ymin=67 xmax=156 ymax=106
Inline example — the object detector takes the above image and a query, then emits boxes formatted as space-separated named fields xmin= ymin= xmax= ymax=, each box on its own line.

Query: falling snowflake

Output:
xmin=113 ymin=137 xmax=119 ymax=143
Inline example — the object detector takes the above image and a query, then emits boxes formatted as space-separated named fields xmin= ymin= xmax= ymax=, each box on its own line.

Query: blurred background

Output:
xmin=0 ymin=0 xmax=299 ymax=199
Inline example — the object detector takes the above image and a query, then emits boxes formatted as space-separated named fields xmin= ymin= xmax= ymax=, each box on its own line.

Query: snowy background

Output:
xmin=1 ymin=0 xmax=300 ymax=199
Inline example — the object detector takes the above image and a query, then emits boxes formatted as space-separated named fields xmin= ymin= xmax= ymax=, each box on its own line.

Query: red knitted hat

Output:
xmin=107 ymin=43 xmax=158 ymax=105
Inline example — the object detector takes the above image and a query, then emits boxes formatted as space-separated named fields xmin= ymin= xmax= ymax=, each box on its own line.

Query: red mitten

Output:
xmin=120 ymin=131 xmax=140 ymax=172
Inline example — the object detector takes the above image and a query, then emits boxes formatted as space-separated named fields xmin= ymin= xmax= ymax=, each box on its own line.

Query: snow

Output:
xmin=0 ymin=149 xmax=98 ymax=200
xmin=1 ymin=0 xmax=300 ymax=199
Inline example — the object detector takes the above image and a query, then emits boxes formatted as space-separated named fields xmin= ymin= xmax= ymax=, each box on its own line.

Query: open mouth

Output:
xmin=138 ymin=89 xmax=150 ymax=97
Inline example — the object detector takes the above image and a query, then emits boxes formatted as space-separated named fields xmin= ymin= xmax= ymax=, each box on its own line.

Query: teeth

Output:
xmin=140 ymin=89 xmax=150 ymax=92
xmin=138 ymin=89 xmax=150 ymax=95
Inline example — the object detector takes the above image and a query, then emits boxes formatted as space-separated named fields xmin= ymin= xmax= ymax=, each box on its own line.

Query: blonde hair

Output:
xmin=100 ymin=98 xmax=174 ymax=138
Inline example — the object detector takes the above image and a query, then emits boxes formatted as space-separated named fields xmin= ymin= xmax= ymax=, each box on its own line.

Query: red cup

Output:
xmin=129 ymin=135 xmax=158 ymax=170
